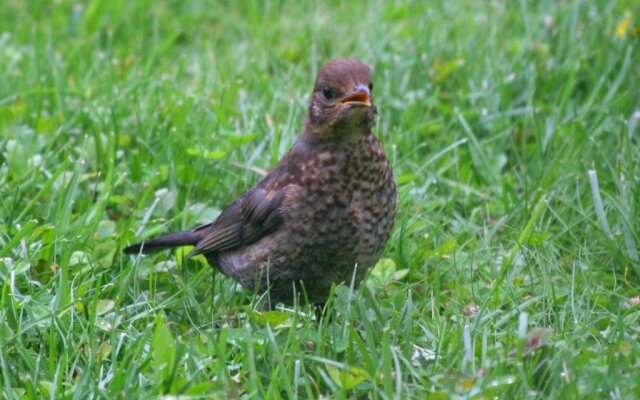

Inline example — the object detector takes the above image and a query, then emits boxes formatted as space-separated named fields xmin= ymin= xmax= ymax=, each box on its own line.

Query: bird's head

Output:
xmin=307 ymin=59 xmax=376 ymax=138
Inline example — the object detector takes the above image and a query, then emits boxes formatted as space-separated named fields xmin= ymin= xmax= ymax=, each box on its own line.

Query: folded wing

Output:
xmin=187 ymin=187 xmax=285 ymax=257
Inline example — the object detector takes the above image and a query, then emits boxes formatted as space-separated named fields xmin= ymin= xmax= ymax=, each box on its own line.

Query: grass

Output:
xmin=1 ymin=0 xmax=639 ymax=398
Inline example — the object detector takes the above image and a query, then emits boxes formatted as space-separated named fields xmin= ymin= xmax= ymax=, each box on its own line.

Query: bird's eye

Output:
xmin=368 ymin=82 xmax=373 ymax=91
xmin=322 ymin=86 xmax=334 ymax=100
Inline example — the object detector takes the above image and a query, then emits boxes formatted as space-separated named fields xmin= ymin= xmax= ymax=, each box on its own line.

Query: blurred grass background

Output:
xmin=1 ymin=0 xmax=639 ymax=398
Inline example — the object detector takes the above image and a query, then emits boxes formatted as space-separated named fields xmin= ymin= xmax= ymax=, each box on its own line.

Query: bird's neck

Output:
xmin=300 ymin=117 xmax=372 ymax=147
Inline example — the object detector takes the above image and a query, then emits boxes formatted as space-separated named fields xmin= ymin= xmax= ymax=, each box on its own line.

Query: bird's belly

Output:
xmin=299 ymin=178 xmax=396 ymax=283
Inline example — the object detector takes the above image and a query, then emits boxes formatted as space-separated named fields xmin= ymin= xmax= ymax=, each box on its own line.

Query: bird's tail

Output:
xmin=123 ymin=230 xmax=204 ymax=255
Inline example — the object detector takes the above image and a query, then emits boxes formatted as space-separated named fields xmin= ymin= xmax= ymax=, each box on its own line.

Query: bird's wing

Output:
xmin=187 ymin=186 xmax=286 ymax=257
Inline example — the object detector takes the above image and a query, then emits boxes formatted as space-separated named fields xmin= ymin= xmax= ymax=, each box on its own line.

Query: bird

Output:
xmin=124 ymin=59 xmax=397 ymax=306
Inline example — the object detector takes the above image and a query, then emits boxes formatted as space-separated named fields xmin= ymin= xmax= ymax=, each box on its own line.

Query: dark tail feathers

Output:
xmin=124 ymin=230 xmax=204 ymax=255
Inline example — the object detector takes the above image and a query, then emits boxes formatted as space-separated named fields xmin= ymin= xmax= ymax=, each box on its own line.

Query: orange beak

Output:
xmin=338 ymin=84 xmax=372 ymax=107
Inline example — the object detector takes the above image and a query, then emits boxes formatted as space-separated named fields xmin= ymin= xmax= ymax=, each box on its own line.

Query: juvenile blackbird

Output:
xmin=124 ymin=59 xmax=397 ymax=305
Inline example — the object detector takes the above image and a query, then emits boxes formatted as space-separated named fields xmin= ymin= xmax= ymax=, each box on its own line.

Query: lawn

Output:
xmin=1 ymin=0 xmax=639 ymax=398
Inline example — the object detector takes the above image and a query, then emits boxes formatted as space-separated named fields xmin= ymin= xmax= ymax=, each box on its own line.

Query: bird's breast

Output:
xmin=287 ymin=135 xmax=396 ymax=262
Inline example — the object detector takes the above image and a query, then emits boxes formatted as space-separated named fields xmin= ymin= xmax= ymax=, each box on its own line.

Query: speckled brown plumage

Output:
xmin=124 ymin=59 xmax=397 ymax=305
